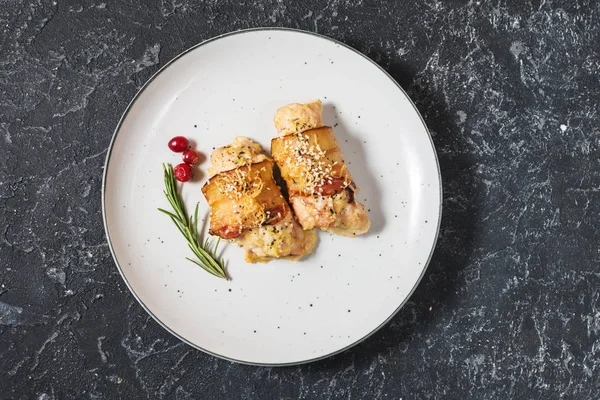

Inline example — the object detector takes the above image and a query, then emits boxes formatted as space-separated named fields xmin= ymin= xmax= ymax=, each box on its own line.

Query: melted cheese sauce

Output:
xmin=208 ymin=136 xmax=268 ymax=177
xmin=274 ymin=99 xmax=324 ymax=137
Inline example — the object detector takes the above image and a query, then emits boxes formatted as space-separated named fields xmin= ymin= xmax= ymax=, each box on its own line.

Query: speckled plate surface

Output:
xmin=102 ymin=28 xmax=441 ymax=366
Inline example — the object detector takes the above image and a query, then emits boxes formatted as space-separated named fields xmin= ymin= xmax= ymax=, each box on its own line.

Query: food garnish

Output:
xmin=158 ymin=163 xmax=229 ymax=280
xmin=182 ymin=149 xmax=200 ymax=164
xmin=168 ymin=136 xmax=189 ymax=152
xmin=173 ymin=162 xmax=193 ymax=182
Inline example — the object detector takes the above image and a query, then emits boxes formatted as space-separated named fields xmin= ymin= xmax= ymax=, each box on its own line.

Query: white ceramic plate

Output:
xmin=103 ymin=28 xmax=441 ymax=366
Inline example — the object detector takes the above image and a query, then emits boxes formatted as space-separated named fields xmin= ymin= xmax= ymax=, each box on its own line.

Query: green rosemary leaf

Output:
xmin=159 ymin=163 xmax=229 ymax=280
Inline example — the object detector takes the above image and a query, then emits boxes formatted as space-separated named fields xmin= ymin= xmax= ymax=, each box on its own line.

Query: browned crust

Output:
xmin=201 ymin=160 xmax=290 ymax=239
xmin=271 ymin=126 xmax=354 ymax=197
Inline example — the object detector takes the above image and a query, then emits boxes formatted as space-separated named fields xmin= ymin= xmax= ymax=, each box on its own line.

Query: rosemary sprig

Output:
xmin=158 ymin=163 xmax=229 ymax=280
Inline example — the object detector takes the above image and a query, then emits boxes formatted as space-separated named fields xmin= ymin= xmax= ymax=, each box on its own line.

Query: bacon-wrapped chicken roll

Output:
xmin=271 ymin=100 xmax=370 ymax=236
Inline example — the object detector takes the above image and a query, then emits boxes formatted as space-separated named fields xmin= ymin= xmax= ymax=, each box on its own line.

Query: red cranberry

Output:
xmin=182 ymin=149 xmax=199 ymax=164
xmin=173 ymin=163 xmax=193 ymax=182
xmin=168 ymin=136 xmax=189 ymax=152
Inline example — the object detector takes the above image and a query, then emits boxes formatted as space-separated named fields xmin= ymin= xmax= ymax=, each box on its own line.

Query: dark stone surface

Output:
xmin=1 ymin=0 xmax=599 ymax=398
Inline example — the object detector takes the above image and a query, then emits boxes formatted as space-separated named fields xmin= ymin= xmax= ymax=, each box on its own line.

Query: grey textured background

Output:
xmin=1 ymin=1 xmax=599 ymax=399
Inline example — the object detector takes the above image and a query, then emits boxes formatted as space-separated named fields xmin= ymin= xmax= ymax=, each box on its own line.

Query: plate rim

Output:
xmin=101 ymin=27 xmax=443 ymax=367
